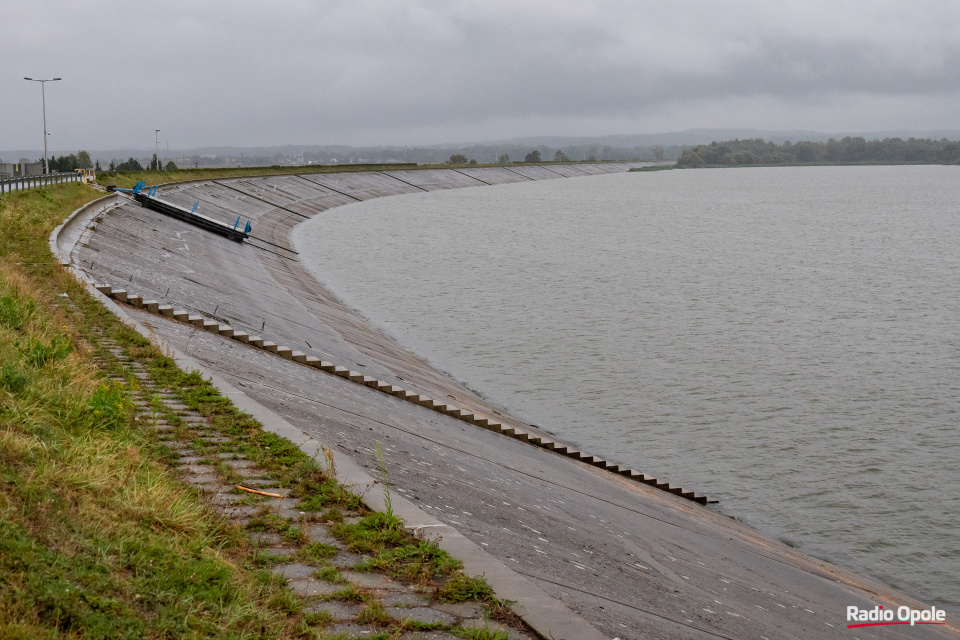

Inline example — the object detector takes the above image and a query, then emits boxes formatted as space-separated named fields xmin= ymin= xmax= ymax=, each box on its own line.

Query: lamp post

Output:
xmin=155 ymin=130 xmax=161 ymax=170
xmin=24 ymin=77 xmax=61 ymax=174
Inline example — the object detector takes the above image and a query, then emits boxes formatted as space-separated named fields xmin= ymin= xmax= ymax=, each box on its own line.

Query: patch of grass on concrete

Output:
xmin=245 ymin=511 xmax=295 ymax=534
xmin=293 ymin=470 xmax=362 ymax=512
xmin=303 ymin=609 xmax=334 ymax=626
xmin=452 ymin=625 xmax=510 ymax=640
xmin=283 ymin=525 xmax=307 ymax=545
xmin=301 ymin=540 xmax=339 ymax=562
xmin=333 ymin=512 xmax=406 ymax=554
xmin=356 ymin=539 xmax=462 ymax=581
xmin=355 ymin=600 xmax=391 ymax=626
xmin=328 ymin=585 xmax=370 ymax=603
xmin=317 ymin=633 xmax=388 ymax=640
xmin=314 ymin=566 xmax=347 ymax=584
xmin=437 ymin=574 xmax=496 ymax=603
xmin=397 ymin=619 xmax=447 ymax=633
xmin=143 ymin=352 xmax=366 ymax=513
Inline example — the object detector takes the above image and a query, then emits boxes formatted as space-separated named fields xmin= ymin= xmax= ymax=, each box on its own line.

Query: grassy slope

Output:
xmin=0 ymin=181 xmax=506 ymax=640
xmin=0 ymin=183 xmax=309 ymax=638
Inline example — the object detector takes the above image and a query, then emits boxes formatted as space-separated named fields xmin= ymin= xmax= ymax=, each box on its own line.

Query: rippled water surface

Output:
xmin=295 ymin=166 xmax=960 ymax=608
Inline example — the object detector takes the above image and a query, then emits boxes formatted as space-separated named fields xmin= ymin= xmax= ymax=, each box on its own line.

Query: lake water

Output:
xmin=294 ymin=165 xmax=960 ymax=610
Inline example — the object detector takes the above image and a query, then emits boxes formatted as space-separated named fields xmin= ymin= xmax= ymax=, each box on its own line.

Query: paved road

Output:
xmin=74 ymin=165 xmax=957 ymax=639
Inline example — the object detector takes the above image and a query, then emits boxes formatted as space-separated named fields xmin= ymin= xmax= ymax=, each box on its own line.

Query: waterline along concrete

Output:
xmin=54 ymin=164 xmax=960 ymax=639
xmin=52 ymin=188 xmax=609 ymax=640
xmin=93 ymin=281 xmax=710 ymax=504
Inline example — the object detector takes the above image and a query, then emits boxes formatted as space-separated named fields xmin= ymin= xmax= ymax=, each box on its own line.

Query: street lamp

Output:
xmin=155 ymin=130 xmax=161 ymax=170
xmin=24 ymin=77 xmax=61 ymax=174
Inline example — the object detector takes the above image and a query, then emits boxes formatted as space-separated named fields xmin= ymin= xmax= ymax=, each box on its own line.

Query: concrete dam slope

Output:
xmin=73 ymin=164 xmax=956 ymax=639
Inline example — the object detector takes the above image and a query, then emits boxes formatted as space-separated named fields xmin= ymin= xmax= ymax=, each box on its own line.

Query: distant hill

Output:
xmin=479 ymin=129 xmax=960 ymax=148
xmin=6 ymin=129 xmax=960 ymax=167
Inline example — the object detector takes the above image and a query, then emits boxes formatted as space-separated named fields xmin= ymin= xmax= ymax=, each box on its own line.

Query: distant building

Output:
xmin=0 ymin=162 xmax=44 ymax=177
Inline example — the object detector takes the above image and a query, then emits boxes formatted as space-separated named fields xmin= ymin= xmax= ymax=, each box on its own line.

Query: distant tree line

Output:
xmin=105 ymin=155 xmax=178 ymax=172
xmin=45 ymin=150 xmax=93 ymax=172
xmin=373 ymin=143 xmax=671 ymax=167
xmin=35 ymin=150 xmax=182 ymax=174
xmin=444 ymin=148 xmax=600 ymax=165
xmin=677 ymin=137 xmax=960 ymax=168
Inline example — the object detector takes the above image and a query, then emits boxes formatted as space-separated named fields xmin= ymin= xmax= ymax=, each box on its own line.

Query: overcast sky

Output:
xmin=4 ymin=0 xmax=960 ymax=152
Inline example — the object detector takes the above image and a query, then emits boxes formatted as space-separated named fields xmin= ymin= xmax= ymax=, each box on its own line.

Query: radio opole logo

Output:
xmin=847 ymin=604 xmax=946 ymax=629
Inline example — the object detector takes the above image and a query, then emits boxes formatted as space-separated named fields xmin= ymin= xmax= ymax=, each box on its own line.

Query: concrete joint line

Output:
xmin=374 ymin=170 xmax=429 ymax=192
xmin=290 ymin=173 xmax=363 ymax=203
xmin=213 ymin=179 xmax=311 ymax=220
xmin=52 ymin=194 xmax=610 ymax=640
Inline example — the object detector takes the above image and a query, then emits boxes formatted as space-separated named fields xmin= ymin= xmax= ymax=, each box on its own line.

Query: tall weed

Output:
xmin=86 ymin=382 xmax=131 ymax=430
xmin=0 ymin=295 xmax=35 ymax=331
xmin=21 ymin=335 xmax=72 ymax=367
xmin=0 ymin=364 xmax=30 ymax=394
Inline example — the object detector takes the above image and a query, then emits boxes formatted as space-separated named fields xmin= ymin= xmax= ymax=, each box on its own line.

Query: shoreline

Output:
xmin=69 ymin=165 xmax=959 ymax=638
xmin=290 ymin=165 xmax=958 ymax=609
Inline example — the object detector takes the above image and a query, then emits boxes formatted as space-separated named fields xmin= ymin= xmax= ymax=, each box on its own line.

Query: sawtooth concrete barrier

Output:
xmin=93 ymin=281 xmax=710 ymax=506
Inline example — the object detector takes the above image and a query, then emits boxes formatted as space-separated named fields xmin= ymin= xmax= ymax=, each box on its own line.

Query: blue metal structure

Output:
xmin=110 ymin=182 xmax=251 ymax=242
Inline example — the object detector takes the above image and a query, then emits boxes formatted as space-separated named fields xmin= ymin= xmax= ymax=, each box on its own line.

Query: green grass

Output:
xmin=355 ymin=539 xmax=462 ymax=581
xmin=355 ymin=600 xmax=391 ymax=626
xmin=452 ymin=625 xmax=509 ymax=640
xmin=313 ymin=566 xmax=346 ymax=584
xmin=0 ymin=184 xmax=306 ymax=636
xmin=0 ymin=180 xmax=522 ymax=639
xmin=300 ymin=541 xmax=339 ymax=562
xmin=328 ymin=585 xmax=369 ymax=603
xmin=332 ymin=512 xmax=406 ymax=554
xmin=437 ymin=574 xmax=496 ymax=603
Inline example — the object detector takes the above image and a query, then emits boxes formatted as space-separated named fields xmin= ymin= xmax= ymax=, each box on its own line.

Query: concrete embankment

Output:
xmin=66 ymin=164 xmax=957 ymax=639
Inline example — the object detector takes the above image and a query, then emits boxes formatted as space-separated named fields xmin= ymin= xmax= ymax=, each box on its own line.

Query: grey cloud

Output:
xmin=4 ymin=0 xmax=960 ymax=150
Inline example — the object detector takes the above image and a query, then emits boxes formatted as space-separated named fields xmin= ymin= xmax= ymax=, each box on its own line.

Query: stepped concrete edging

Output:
xmin=52 ymin=193 xmax=610 ymax=640
xmin=47 ymin=182 xmax=709 ymax=505
xmin=89 ymin=281 xmax=711 ymax=506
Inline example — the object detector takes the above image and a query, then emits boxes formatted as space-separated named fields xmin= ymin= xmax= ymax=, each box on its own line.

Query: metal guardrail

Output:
xmin=0 ymin=171 xmax=84 ymax=196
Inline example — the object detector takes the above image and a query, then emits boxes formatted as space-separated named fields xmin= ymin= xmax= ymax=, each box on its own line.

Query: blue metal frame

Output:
xmin=111 ymin=182 xmax=252 ymax=242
